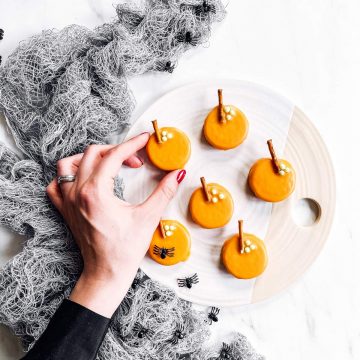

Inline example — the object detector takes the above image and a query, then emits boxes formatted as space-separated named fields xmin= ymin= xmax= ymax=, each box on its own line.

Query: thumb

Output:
xmin=139 ymin=169 xmax=186 ymax=219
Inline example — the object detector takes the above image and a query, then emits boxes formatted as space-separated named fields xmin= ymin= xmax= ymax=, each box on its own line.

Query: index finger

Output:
xmin=93 ymin=132 xmax=150 ymax=179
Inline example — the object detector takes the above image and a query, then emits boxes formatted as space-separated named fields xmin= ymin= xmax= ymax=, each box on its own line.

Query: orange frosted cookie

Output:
xmin=203 ymin=89 xmax=249 ymax=150
xmin=248 ymin=139 xmax=296 ymax=202
xmin=148 ymin=220 xmax=191 ymax=266
xmin=189 ymin=177 xmax=234 ymax=229
xmin=221 ymin=220 xmax=268 ymax=279
xmin=146 ymin=120 xmax=191 ymax=171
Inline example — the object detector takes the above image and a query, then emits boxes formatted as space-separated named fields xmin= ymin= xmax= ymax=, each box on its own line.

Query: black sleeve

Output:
xmin=22 ymin=299 xmax=110 ymax=360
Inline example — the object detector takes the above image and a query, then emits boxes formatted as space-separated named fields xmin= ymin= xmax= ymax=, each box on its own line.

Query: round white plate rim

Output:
xmin=122 ymin=79 xmax=328 ymax=307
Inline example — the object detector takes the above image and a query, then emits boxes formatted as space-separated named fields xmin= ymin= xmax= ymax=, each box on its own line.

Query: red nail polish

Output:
xmin=176 ymin=169 xmax=186 ymax=184
xmin=137 ymin=157 xmax=144 ymax=166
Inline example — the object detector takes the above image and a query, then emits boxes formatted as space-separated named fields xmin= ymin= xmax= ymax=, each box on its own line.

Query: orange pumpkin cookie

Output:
xmin=221 ymin=221 xmax=268 ymax=279
xmin=148 ymin=220 xmax=191 ymax=266
xmin=146 ymin=120 xmax=191 ymax=171
xmin=203 ymin=89 xmax=249 ymax=150
xmin=248 ymin=139 xmax=296 ymax=202
xmin=189 ymin=177 xmax=234 ymax=229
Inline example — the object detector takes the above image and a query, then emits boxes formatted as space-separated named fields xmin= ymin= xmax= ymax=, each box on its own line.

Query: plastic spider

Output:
xmin=155 ymin=60 xmax=175 ymax=73
xmin=218 ymin=343 xmax=233 ymax=360
xmin=147 ymin=291 xmax=161 ymax=301
xmin=169 ymin=323 xmax=186 ymax=345
xmin=153 ymin=245 xmax=175 ymax=259
xmin=177 ymin=273 xmax=199 ymax=289
xmin=163 ymin=61 xmax=175 ymax=73
xmin=208 ymin=306 xmax=220 ymax=324
xmin=133 ymin=322 xmax=154 ymax=340
xmin=194 ymin=1 xmax=216 ymax=17
xmin=131 ymin=273 xmax=148 ymax=290
xmin=176 ymin=31 xmax=201 ymax=46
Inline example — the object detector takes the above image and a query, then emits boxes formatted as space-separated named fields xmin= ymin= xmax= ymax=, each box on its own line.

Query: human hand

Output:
xmin=46 ymin=133 xmax=186 ymax=317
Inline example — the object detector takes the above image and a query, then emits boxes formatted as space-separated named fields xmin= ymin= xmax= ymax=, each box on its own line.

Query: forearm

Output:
xmin=69 ymin=264 xmax=138 ymax=318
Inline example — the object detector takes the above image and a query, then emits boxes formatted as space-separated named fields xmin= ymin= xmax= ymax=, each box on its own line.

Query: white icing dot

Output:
xmin=250 ymin=244 xmax=257 ymax=250
xmin=211 ymin=188 xmax=218 ymax=195
xmin=245 ymin=240 xmax=251 ymax=246
xmin=224 ymin=106 xmax=231 ymax=113
xmin=161 ymin=130 xmax=167 ymax=136
xmin=167 ymin=133 xmax=173 ymax=139
xmin=169 ymin=225 xmax=176 ymax=231
xmin=211 ymin=197 xmax=218 ymax=203
xmin=244 ymin=247 xmax=251 ymax=253
xmin=161 ymin=136 xmax=168 ymax=142
xmin=230 ymin=109 xmax=236 ymax=116
xmin=280 ymin=163 xmax=286 ymax=170
xmin=226 ymin=114 xmax=232 ymax=121
xmin=218 ymin=193 xmax=225 ymax=200
xmin=285 ymin=167 xmax=291 ymax=173
xmin=165 ymin=231 xmax=173 ymax=237
xmin=279 ymin=170 xmax=285 ymax=176
xmin=164 ymin=225 xmax=170 ymax=231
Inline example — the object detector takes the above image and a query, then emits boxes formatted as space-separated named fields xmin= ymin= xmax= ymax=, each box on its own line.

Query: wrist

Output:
xmin=69 ymin=271 xmax=132 ymax=318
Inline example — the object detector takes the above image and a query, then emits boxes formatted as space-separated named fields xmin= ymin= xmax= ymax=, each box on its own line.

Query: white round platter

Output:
xmin=121 ymin=79 xmax=335 ymax=307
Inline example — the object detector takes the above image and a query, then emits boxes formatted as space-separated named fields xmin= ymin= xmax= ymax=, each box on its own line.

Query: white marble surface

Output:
xmin=0 ymin=0 xmax=359 ymax=359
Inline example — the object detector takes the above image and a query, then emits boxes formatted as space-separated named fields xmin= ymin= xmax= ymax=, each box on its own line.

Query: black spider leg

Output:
xmin=133 ymin=322 xmax=154 ymax=340
xmin=208 ymin=306 xmax=220 ymax=324
xmin=190 ymin=273 xmax=199 ymax=284
xmin=133 ymin=322 xmax=146 ymax=339
xmin=166 ymin=247 xmax=175 ymax=257
xmin=218 ymin=342 xmax=233 ymax=360
xmin=170 ymin=334 xmax=179 ymax=345
xmin=131 ymin=272 xmax=149 ymax=290
xmin=153 ymin=245 xmax=162 ymax=256
xmin=153 ymin=245 xmax=175 ymax=259
xmin=133 ymin=322 xmax=142 ymax=332
xmin=176 ymin=31 xmax=201 ymax=47
xmin=169 ymin=323 xmax=186 ymax=345
xmin=163 ymin=61 xmax=175 ymax=73
xmin=177 ymin=278 xmax=187 ymax=287
xmin=147 ymin=290 xmax=160 ymax=301
xmin=147 ymin=330 xmax=155 ymax=339
xmin=155 ymin=60 xmax=176 ymax=73
xmin=194 ymin=1 xmax=216 ymax=18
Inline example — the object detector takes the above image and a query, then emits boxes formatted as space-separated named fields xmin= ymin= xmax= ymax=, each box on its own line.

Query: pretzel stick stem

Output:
xmin=159 ymin=220 xmax=166 ymax=238
xmin=267 ymin=139 xmax=281 ymax=172
xmin=238 ymin=220 xmax=244 ymax=253
xmin=152 ymin=119 xmax=162 ymax=143
xmin=200 ymin=177 xmax=211 ymax=202
xmin=217 ymin=89 xmax=225 ymax=123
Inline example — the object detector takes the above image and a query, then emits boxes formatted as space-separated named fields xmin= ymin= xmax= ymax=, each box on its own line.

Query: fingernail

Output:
xmin=176 ymin=169 xmax=186 ymax=184
xmin=137 ymin=156 xmax=144 ymax=166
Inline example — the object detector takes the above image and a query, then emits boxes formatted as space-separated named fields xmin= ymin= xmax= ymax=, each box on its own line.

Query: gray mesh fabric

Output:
xmin=0 ymin=1 xmax=265 ymax=358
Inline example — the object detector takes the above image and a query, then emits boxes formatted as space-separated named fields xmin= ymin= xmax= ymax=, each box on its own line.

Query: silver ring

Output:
xmin=57 ymin=175 xmax=76 ymax=185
